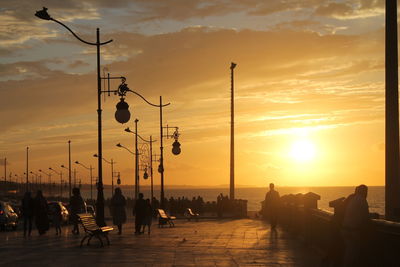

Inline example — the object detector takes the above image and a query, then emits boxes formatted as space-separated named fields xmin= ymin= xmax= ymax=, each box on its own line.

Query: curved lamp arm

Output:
xmin=127 ymin=89 xmax=170 ymax=108
xmin=116 ymin=143 xmax=136 ymax=156
xmin=124 ymin=128 xmax=157 ymax=143
xmin=75 ymin=161 xmax=90 ymax=170
xmin=35 ymin=7 xmax=113 ymax=46
xmin=49 ymin=167 xmax=61 ymax=175
xmin=93 ymin=154 xmax=113 ymax=164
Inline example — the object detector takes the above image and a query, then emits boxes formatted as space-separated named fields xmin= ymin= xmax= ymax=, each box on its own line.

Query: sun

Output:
xmin=290 ymin=139 xmax=316 ymax=162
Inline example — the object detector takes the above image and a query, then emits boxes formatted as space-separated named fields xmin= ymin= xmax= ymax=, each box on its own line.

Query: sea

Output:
xmin=80 ymin=186 xmax=385 ymax=215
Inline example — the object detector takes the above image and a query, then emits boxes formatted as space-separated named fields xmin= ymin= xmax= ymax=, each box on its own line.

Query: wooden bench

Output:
xmin=77 ymin=213 xmax=113 ymax=247
xmin=157 ymin=209 xmax=176 ymax=228
xmin=185 ymin=208 xmax=200 ymax=221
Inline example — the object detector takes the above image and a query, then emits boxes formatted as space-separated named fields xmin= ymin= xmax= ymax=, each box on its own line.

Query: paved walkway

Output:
xmin=0 ymin=219 xmax=321 ymax=266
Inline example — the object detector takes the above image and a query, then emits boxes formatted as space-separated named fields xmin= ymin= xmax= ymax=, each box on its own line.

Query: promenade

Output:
xmin=0 ymin=218 xmax=321 ymax=266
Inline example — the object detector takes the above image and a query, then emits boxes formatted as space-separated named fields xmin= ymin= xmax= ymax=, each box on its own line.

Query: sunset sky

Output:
xmin=0 ymin=0 xmax=387 ymax=187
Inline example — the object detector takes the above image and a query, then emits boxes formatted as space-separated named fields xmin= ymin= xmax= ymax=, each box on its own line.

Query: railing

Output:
xmin=262 ymin=192 xmax=400 ymax=266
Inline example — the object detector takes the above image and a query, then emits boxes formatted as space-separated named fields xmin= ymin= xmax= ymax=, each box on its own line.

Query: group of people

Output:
xmin=20 ymin=187 xmax=86 ymax=237
xmin=262 ymin=182 xmax=372 ymax=266
xmin=109 ymin=190 xmax=152 ymax=235
xmin=21 ymin=190 xmax=49 ymax=236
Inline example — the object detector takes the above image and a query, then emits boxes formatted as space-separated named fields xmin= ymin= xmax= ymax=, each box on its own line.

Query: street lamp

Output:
xmin=93 ymin=154 xmax=115 ymax=197
xmin=35 ymin=7 xmax=114 ymax=226
xmin=30 ymin=171 xmax=40 ymax=190
xmin=49 ymin=167 xmax=63 ymax=198
xmin=75 ymin=161 xmax=94 ymax=201
xmin=122 ymin=127 xmax=156 ymax=201
xmin=38 ymin=169 xmax=52 ymax=196
xmin=159 ymin=125 xmax=181 ymax=207
xmin=60 ymin=164 xmax=71 ymax=198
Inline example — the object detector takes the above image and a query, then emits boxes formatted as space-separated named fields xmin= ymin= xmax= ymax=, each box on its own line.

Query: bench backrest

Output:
xmin=78 ymin=213 xmax=99 ymax=231
xmin=158 ymin=209 xmax=169 ymax=219
xmin=187 ymin=208 xmax=195 ymax=216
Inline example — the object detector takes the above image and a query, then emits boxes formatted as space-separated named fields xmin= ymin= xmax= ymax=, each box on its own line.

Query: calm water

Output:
xmin=81 ymin=186 xmax=385 ymax=215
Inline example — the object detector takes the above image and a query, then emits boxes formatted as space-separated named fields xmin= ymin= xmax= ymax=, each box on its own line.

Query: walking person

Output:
xmin=52 ymin=203 xmax=62 ymax=235
xmin=34 ymin=190 xmax=49 ymax=235
xmin=341 ymin=184 xmax=371 ymax=267
xmin=70 ymin=187 xmax=85 ymax=235
xmin=264 ymin=183 xmax=280 ymax=230
xmin=133 ymin=193 xmax=146 ymax=234
xmin=141 ymin=198 xmax=152 ymax=235
xmin=110 ymin=187 xmax=127 ymax=235
xmin=21 ymin=191 xmax=35 ymax=237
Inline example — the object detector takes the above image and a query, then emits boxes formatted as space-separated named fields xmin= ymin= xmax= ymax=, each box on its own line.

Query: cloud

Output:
xmin=314 ymin=0 xmax=384 ymax=19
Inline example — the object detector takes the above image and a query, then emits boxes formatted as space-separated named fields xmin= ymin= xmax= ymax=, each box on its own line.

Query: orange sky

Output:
xmin=0 ymin=0 xmax=389 ymax=187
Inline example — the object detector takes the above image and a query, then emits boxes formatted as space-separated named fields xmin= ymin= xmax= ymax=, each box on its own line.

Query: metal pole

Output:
xmin=135 ymin=119 xmax=139 ymax=199
xmin=150 ymin=135 xmax=154 ymax=203
xmin=49 ymin=173 xmax=52 ymax=196
xmin=96 ymin=28 xmax=105 ymax=226
xmin=90 ymin=165 xmax=93 ymax=200
xmin=111 ymin=159 xmax=114 ymax=196
xmin=60 ymin=172 xmax=63 ymax=198
xmin=159 ymin=96 xmax=165 ymax=208
xmin=73 ymin=169 xmax=76 ymax=188
xmin=26 ymin=147 xmax=29 ymax=191
xmin=230 ymin=62 xmax=236 ymax=200
xmin=4 ymin=157 xmax=6 ymax=193
xmin=385 ymin=0 xmax=400 ymax=220
xmin=68 ymin=140 xmax=72 ymax=198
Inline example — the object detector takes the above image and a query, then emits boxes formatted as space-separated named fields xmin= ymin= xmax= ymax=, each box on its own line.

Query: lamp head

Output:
xmin=158 ymin=164 xmax=164 ymax=173
xmin=93 ymin=154 xmax=98 ymax=158
xmin=116 ymin=143 xmax=122 ymax=147
xmin=172 ymin=140 xmax=181 ymax=155
xmin=230 ymin=62 xmax=237 ymax=70
xmin=35 ymin=7 xmax=52 ymax=20
xmin=61 ymin=165 xmax=65 ymax=168
xmin=124 ymin=127 xmax=131 ymax=133
xmin=115 ymin=98 xmax=131 ymax=124
xmin=117 ymin=177 xmax=121 ymax=185
xmin=75 ymin=161 xmax=79 ymax=164
xmin=143 ymin=170 xmax=148 ymax=180
xmin=39 ymin=169 xmax=42 ymax=172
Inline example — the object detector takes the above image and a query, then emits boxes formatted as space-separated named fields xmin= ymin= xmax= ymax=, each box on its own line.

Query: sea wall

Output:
xmin=270 ymin=192 xmax=400 ymax=266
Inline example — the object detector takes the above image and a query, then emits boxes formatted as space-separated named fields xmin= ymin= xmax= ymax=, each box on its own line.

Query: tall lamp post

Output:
xmin=93 ymin=154 xmax=115 ymax=197
xmin=49 ymin=167 xmax=63 ymax=198
xmin=230 ymin=62 xmax=237 ymax=200
xmin=26 ymin=147 xmax=29 ymax=191
xmin=75 ymin=161 xmax=94 ymax=201
xmin=38 ymin=169 xmax=52 ymax=196
xmin=35 ymin=7 xmax=113 ymax=226
xmin=385 ymin=0 xmax=400 ymax=220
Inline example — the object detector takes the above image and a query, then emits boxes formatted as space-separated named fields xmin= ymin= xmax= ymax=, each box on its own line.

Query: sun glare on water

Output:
xmin=290 ymin=139 xmax=316 ymax=162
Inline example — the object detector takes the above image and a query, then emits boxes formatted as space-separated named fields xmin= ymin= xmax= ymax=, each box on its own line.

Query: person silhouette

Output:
xmin=69 ymin=187 xmax=85 ymax=235
xmin=341 ymin=184 xmax=370 ymax=267
xmin=133 ymin=193 xmax=146 ymax=234
xmin=34 ymin=190 xmax=49 ymax=235
xmin=21 ymin=191 xmax=34 ymax=237
xmin=110 ymin=187 xmax=127 ymax=235
xmin=141 ymin=198 xmax=152 ymax=235
xmin=264 ymin=183 xmax=280 ymax=229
